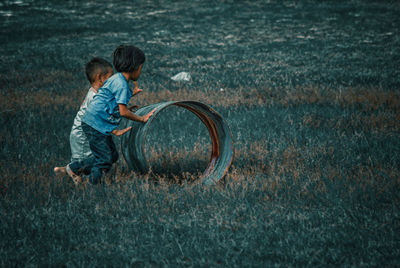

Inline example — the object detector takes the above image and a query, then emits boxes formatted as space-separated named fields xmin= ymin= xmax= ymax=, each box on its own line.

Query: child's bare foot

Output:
xmin=66 ymin=165 xmax=82 ymax=185
xmin=54 ymin=166 xmax=67 ymax=176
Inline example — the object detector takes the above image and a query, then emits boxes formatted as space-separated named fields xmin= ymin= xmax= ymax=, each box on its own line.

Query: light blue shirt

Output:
xmin=82 ymin=73 xmax=132 ymax=135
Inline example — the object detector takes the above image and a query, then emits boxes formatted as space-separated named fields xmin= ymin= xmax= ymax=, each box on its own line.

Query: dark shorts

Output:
xmin=69 ymin=122 xmax=118 ymax=184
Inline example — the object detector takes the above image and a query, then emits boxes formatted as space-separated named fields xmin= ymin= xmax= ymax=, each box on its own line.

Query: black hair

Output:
xmin=113 ymin=45 xmax=145 ymax=73
xmin=85 ymin=57 xmax=113 ymax=84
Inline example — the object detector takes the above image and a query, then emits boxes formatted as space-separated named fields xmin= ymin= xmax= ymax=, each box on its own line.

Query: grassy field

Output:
xmin=1 ymin=0 xmax=400 ymax=266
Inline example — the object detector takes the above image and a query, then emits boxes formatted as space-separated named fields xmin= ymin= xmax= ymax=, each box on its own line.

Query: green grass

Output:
xmin=1 ymin=0 xmax=400 ymax=266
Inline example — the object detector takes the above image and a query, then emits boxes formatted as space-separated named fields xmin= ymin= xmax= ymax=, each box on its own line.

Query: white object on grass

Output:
xmin=171 ymin=72 xmax=191 ymax=81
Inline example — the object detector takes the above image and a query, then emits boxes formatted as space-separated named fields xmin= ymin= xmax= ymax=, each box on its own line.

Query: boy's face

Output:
xmin=131 ymin=64 xmax=143 ymax=81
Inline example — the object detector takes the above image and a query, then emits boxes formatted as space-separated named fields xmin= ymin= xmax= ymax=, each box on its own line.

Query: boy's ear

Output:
xmin=95 ymin=73 xmax=103 ymax=83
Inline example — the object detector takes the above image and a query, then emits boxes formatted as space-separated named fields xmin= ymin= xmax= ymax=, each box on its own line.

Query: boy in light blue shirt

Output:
xmin=83 ymin=72 xmax=135 ymax=135
xmin=67 ymin=45 xmax=155 ymax=185
xmin=54 ymin=57 xmax=131 ymax=179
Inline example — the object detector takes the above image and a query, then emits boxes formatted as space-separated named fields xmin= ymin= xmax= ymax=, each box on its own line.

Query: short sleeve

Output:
xmin=114 ymin=82 xmax=132 ymax=105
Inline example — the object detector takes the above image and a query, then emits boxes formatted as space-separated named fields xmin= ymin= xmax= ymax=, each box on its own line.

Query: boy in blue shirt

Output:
xmin=67 ymin=45 xmax=155 ymax=185
xmin=54 ymin=57 xmax=131 ymax=182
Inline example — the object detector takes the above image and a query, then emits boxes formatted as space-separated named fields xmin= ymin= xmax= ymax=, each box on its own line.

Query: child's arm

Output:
xmin=111 ymin=126 xmax=132 ymax=136
xmin=132 ymin=81 xmax=142 ymax=97
xmin=119 ymin=104 xmax=155 ymax=123
xmin=127 ymin=82 xmax=142 ymax=111
xmin=128 ymin=104 xmax=139 ymax=111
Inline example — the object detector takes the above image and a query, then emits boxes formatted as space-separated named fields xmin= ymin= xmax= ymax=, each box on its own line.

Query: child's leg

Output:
xmin=108 ymin=135 xmax=119 ymax=164
xmin=68 ymin=156 xmax=95 ymax=176
xmin=83 ymin=124 xmax=117 ymax=184
xmin=66 ymin=164 xmax=82 ymax=185
xmin=66 ymin=156 xmax=95 ymax=185
xmin=103 ymin=136 xmax=119 ymax=184
xmin=54 ymin=158 xmax=93 ymax=183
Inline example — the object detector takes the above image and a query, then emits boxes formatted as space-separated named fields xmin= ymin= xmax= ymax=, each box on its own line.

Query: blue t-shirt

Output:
xmin=82 ymin=73 xmax=132 ymax=135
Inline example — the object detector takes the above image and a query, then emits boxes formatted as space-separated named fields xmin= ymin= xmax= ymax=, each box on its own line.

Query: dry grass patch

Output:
xmin=303 ymin=110 xmax=400 ymax=133
xmin=2 ymin=85 xmax=399 ymax=112
xmin=281 ymin=86 xmax=400 ymax=110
